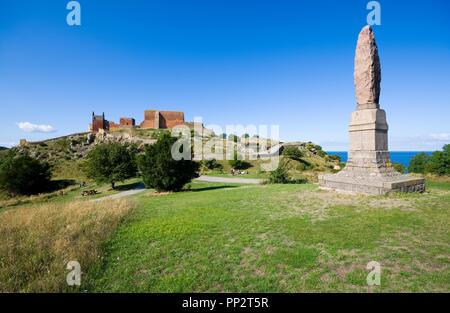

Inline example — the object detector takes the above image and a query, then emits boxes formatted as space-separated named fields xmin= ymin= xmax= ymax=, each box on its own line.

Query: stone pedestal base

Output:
xmin=318 ymin=172 xmax=425 ymax=195
xmin=319 ymin=105 xmax=425 ymax=195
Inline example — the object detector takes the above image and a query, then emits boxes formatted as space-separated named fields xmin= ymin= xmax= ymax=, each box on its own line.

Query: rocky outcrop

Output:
xmin=94 ymin=129 xmax=157 ymax=148
xmin=16 ymin=130 xmax=158 ymax=164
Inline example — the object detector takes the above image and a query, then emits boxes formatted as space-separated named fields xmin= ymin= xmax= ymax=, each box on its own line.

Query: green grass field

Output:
xmin=83 ymin=180 xmax=450 ymax=292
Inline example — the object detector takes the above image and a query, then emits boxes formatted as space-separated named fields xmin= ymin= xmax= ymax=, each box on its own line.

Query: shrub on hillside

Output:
xmin=203 ymin=158 xmax=222 ymax=171
xmin=425 ymin=145 xmax=450 ymax=175
xmin=84 ymin=142 xmax=138 ymax=189
xmin=54 ymin=138 xmax=69 ymax=150
xmin=304 ymin=142 xmax=324 ymax=154
xmin=228 ymin=150 xmax=249 ymax=169
xmin=408 ymin=145 xmax=450 ymax=175
xmin=327 ymin=154 xmax=342 ymax=162
xmin=0 ymin=150 xmax=52 ymax=195
xmin=283 ymin=146 xmax=304 ymax=160
xmin=268 ymin=164 xmax=290 ymax=184
xmin=268 ymin=163 xmax=307 ymax=184
xmin=408 ymin=152 xmax=430 ymax=174
xmin=138 ymin=133 xmax=199 ymax=192
xmin=393 ymin=162 xmax=405 ymax=174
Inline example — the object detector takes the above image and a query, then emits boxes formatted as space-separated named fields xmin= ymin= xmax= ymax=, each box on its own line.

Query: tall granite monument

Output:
xmin=319 ymin=26 xmax=425 ymax=195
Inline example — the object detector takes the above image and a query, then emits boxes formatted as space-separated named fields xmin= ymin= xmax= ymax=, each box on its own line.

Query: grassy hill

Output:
xmin=201 ymin=142 xmax=341 ymax=183
xmin=13 ymin=129 xmax=339 ymax=183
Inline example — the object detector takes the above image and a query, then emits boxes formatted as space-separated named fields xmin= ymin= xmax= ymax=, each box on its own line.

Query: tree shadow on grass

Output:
xmin=190 ymin=185 xmax=239 ymax=192
xmin=235 ymin=161 xmax=252 ymax=170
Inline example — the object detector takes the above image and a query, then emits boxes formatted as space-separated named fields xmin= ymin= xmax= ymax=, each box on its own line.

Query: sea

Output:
xmin=326 ymin=151 xmax=433 ymax=171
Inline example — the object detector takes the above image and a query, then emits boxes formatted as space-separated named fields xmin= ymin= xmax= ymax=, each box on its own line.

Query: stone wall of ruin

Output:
xmin=140 ymin=110 xmax=184 ymax=129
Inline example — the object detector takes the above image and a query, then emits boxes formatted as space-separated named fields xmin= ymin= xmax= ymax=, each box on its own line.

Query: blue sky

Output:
xmin=0 ymin=0 xmax=449 ymax=150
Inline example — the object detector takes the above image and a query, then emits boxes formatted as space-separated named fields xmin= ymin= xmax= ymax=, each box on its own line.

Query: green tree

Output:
xmin=84 ymin=142 xmax=137 ymax=189
xmin=0 ymin=150 xmax=52 ymax=195
xmin=138 ymin=133 xmax=199 ymax=192
xmin=408 ymin=152 xmax=430 ymax=174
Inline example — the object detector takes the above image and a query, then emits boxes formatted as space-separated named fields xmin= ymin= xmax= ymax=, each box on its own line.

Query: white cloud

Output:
xmin=430 ymin=133 xmax=450 ymax=141
xmin=0 ymin=142 xmax=16 ymax=148
xmin=17 ymin=122 xmax=57 ymax=133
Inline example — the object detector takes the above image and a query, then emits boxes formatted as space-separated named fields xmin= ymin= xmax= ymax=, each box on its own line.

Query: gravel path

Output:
xmin=195 ymin=175 xmax=265 ymax=184
xmin=91 ymin=183 xmax=146 ymax=202
xmin=92 ymin=176 xmax=265 ymax=202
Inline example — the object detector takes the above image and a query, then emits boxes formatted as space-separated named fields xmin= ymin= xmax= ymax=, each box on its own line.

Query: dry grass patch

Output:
xmin=0 ymin=185 xmax=81 ymax=211
xmin=0 ymin=199 xmax=134 ymax=292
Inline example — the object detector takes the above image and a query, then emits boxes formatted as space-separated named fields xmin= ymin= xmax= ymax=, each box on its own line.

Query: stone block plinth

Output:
xmin=319 ymin=172 xmax=425 ymax=195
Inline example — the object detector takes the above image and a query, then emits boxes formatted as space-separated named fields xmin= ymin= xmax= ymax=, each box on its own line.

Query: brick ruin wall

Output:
xmin=92 ymin=116 xmax=108 ymax=132
xmin=140 ymin=110 xmax=185 ymax=129
xmin=92 ymin=111 xmax=184 ymax=133
xmin=159 ymin=111 xmax=185 ymax=128
xmin=120 ymin=117 xmax=135 ymax=126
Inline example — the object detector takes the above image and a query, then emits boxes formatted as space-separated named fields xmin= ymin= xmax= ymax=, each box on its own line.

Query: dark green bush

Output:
xmin=268 ymin=164 xmax=289 ymax=184
xmin=408 ymin=145 xmax=449 ymax=175
xmin=304 ymin=142 xmax=323 ymax=154
xmin=203 ymin=158 xmax=222 ymax=170
xmin=393 ymin=162 xmax=405 ymax=174
xmin=408 ymin=152 xmax=430 ymax=173
xmin=425 ymin=145 xmax=450 ymax=175
xmin=138 ymin=133 xmax=199 ymax=192
xmin=228 ymin=151 xmax=249 ymax=169
xmin=269 ymin=163 xmax=307 ymax=184
xmin=0 ymin=150 xmax=52 ymax=195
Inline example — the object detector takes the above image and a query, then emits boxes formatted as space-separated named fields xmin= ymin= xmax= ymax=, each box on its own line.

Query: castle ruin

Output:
xmin=89 ymin=109 xmax=185 ymax=133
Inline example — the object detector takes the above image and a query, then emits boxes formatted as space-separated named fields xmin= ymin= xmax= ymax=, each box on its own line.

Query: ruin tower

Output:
xmin=319 ymin=26 xmax=425 ymax=195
